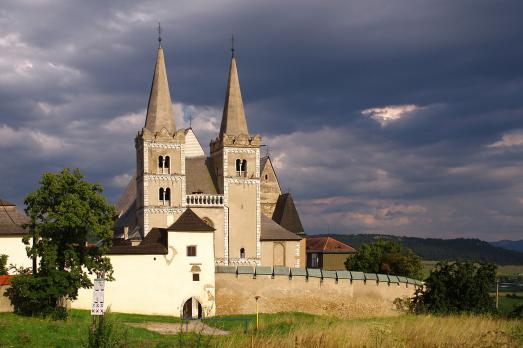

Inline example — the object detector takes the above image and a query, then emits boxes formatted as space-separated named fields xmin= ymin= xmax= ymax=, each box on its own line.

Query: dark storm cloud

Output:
xmin=1 ymin=0 xmax=523 ymax=240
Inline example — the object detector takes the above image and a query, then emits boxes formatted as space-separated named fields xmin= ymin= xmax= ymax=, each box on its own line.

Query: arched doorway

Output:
xmin=273 ymin=242 xmax=285 ymax=266
xmin=182 ymin=297 xmax=203 ymax=319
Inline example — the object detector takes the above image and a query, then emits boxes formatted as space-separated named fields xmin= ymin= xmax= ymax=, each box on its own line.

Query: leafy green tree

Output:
xmin=7 ymin=168 xmax=115 ymax=318
xmin=411 ymin=261 xmax=497 ymax=314
xmin=0 ymin=254 xmax=8 ymax=275
xmin=344 ymin=239 xmax=423 ymax=279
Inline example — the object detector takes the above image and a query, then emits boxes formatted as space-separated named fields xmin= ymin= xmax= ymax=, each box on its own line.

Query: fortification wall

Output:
xmin=215 ymin=266 xmax=421 ymax=318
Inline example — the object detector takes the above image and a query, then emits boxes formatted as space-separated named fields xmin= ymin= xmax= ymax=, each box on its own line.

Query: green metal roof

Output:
xmin=376 ymin=274 xmax=389 ymax=282
xmin=350 ymin=271 xmax=365 ymax=280
xmin=336 ymin=270 xmax=351 ymax=279
xmin=307 ymin=268 xmax=322 ymax=278
xmin=322 ymin=270 xmax=337 ymax=279
xmin=237 ymin=266 xmax=254 ymax=274
xmin=290 ymin=268 xmax=307 ymax=277
xmin=273 ymin=266 xmax=290 ymax=276
xmin=365 ymin=273 xmax=378 ymax=281
xmin=215 ymin=265 xmax=237 ymax=274
xmin=255 ymin=266 xmax=272 ymax=275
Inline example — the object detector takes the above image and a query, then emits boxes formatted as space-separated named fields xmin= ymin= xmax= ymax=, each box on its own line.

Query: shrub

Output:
xmin=411 ymin=261 xmax=497 ymax=315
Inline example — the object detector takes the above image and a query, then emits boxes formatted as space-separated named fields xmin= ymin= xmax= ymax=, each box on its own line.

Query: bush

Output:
xmin=411 ymin=261 xmax=497 ymax=315
xmin=5 ymin=274 xmax=69 ymax=319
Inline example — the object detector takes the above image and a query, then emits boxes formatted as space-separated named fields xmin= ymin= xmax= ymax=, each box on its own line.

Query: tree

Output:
xmin=0 ymin=254 xmax=8 ymax=275
xmin=344 ymin=239 xmax=423 ymax=279
xmin=7 ymin=168 xmax=115 ymax=318
xmin=411 ymin=261 xmax=497 ymax=314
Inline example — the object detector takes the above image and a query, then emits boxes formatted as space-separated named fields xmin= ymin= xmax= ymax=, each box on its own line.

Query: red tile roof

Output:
xmin=0 ymin=275 xmax=13 ymax=286
xmin=306 ymin=236 xmax=356 ymax=254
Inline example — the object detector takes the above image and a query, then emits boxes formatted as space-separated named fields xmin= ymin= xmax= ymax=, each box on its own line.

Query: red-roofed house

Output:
xmin=306 ymin=236 xmax=356 ymax=270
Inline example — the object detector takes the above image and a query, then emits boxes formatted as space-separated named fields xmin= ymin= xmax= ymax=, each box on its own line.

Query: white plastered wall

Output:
xmin=0 ymin=236 xmax=32 ymax=270
xmin=73 ymin=231 xmax=215 ymax=317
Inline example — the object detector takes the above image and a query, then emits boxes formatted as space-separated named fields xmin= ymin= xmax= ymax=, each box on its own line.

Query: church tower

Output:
xmin=210 ymin=52 xmax=262 ymax=264
xmin=135 ymin=45 xmax=186 ymax=236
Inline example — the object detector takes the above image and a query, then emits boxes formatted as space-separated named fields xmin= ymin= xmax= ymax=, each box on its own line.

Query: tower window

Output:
xmin=241 ymin=160 xmax=247 ymax=177
xmin=240 ymin=248 xmax=245 ymax=259
xmin=235 ymin=158 xmax=241 ymax=175
xmin=158 ymin=156 xmax=164 ymax=173
xmin=158 ymin=155 xmax=170 ymax=174
xmin=187 ymin=245 xmax=197 ymax=257
xmin=265 ymin=174 xmax=268 ymax=180
xmin=159 ymin=187 xmax=171 ymax=205
xmin=192 ymin=273 xmax=200 ymax=281
xmin=164 ymin=156 xmax=170 ymax=171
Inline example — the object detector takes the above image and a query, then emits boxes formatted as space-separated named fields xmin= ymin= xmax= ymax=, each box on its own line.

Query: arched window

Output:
xmin=158 ymin=156 xmax=164 ymax=173
xmin=240 ymin=248 xmax=245 ymax=259
xmin=165 ymin=188 xmax=171 ymax=202
xmin=235 ymin=159 xmax=241 ymax=174
xmin=159 ymin=188 xmax=164 ymax=201
xmin=241 ymin=160 xmax=247 ymax=177
xmin=164 ymin=156 xmax=170 ymax=173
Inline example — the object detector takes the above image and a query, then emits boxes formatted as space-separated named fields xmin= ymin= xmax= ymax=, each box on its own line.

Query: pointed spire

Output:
xmin=144 ymin=45 xmax=176 ymax=134
xmin=219 ymin=53 xmax=249 ymax=138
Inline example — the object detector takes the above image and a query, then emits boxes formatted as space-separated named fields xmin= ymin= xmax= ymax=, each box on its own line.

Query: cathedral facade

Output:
xmin=112 ymin=43 xmax=305 ymax=269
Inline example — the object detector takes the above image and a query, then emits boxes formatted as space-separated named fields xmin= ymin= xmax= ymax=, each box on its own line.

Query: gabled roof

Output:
xmin=184 ymin=128 xmax=205 ymax=158
xmin=260 ymin=156 xmax=282 ymax=192
xmin=306 ymin=236 xmax=356 ymax=254
xmin=272 ymin=193 xmax=304 ymax=235
xmin=260 ymin=214 xmax=302 ymax=241
xmin=169 ymin=208 xmax=214 ymax=232
xmin=108 ymin=228 xmax=167 ymax=255
xmin=219 ymin=56 xmax=249 ymax=138
xmin=144 ymin=47 xmax=176 ymax=134
xmin=0 ymin=198 xmax=29 ymax=236
xmin=0 ymin=198 xmax=15 ymax=206
xmin=185 ymin=157 xmax=219 ymax=194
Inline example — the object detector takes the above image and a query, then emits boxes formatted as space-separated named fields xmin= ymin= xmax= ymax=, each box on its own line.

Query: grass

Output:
xmin=422 ymin=261 xmax=523 ymax=278
xmin=0 ymin=310 xmax=522 ymax=347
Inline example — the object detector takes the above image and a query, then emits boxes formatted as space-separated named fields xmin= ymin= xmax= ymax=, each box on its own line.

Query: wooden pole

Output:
xmin=254 ymin=296 xmax=260 ymax=331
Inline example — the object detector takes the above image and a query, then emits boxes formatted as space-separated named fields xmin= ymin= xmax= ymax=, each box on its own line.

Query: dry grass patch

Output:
xmin=221 ymin=314 xmax=523 ymax=348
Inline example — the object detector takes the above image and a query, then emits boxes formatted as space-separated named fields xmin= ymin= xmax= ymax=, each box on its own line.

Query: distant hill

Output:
xmin=320 ymin=234 xmax=523 ymax=265
xmin=490 ymin=240 xmax=523 ymax=253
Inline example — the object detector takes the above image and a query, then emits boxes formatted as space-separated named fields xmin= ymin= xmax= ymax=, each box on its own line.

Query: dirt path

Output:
xmin=126 ymin=321 xmax=229 ymax=336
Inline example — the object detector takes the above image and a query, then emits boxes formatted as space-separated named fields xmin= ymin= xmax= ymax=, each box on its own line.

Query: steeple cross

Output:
xmin=231 ymin=34 xmax=235 ymax=57
xmin=158 ymin=22 xmax=162 ymax=48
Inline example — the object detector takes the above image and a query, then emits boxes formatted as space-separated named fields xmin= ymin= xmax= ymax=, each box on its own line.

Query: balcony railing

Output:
xmin=186 ymin=194 xmax=224 ymax=206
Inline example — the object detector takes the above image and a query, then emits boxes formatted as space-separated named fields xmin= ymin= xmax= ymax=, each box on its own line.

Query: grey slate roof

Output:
xmin=0 ymin=199 xmax=29 ymax=236
xmin=108 ymin=228 xmax=167 ymax=255
xmin=272 ymin=193 xmax=305 ymax=235
xmin=260 ymin=214 xmax=302 ymax=241
xmin=185 ymin=157 xmax=219 ymax=194
xmin=169 ymin=208 xmax=214 ymax=232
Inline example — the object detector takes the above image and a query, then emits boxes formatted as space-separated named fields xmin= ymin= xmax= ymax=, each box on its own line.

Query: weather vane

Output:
xmin=158 ymin=22 xmax=162 ymax=48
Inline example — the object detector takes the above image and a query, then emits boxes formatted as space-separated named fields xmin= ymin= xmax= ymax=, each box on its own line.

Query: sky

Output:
xmin=1 ymin=0 xmax=523 ymax=241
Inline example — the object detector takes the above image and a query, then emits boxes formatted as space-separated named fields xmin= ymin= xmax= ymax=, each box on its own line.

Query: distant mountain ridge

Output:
xmin=320 ymin=234 xmax=523 ymax=265
xmin=490 ymin=240 xmax=523 ymax=253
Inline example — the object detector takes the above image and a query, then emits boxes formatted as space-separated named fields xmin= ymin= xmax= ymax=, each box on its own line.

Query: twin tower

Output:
xmin=117 ymin=43 xmax=304 ymax=267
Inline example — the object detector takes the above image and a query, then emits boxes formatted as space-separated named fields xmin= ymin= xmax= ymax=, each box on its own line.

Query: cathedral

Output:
xmin=111 ymin=42 xmax=306 ymax=268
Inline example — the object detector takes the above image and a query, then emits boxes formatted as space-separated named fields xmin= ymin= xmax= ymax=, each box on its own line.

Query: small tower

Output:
xmin=135 ymin=44 xmax=186 ymax=237
xmin=210 ymin=49 xmax=262 ymax=264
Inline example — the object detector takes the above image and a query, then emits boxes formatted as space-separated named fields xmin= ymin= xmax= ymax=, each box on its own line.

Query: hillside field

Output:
xmin=0 ymin=310 xmax=521 ymax=347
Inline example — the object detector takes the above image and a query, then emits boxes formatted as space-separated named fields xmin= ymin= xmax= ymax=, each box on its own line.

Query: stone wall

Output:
xmin=215 ymin=266 xmax=421 ymax=319
xmin=0 ymin=285 xmax=12 ymax=312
